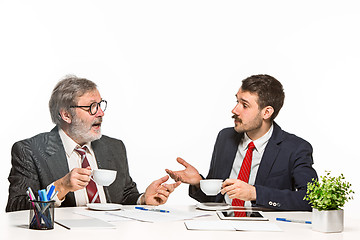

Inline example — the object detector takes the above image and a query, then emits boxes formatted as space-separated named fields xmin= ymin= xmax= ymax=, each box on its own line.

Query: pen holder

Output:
xmin=29 ymin=200 xmax=55 ymax=230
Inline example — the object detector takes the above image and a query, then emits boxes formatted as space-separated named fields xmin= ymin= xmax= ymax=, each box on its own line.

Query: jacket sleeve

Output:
xmin=254 ymin=140 xmax=317 ymax=211
xmin=6 ymin=140 xmax=41 ymax=212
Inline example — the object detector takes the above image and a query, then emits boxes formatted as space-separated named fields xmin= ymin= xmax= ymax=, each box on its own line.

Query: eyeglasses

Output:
xmin=70 ymin=100 xmax=107 ymax=115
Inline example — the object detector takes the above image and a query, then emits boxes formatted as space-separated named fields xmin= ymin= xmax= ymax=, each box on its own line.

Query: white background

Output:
xmin=0 ymin=1 xmax=359 ymax=218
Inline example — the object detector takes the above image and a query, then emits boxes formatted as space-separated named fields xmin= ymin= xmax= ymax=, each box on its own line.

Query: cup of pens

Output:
xmin=27 ymin=186 xmax=57 ymax=230
xmin=29 ymin=199 xmax=55 ymax=230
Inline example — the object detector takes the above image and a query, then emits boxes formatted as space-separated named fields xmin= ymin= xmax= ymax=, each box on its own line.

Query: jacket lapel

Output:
xmin=255 ymin=122 xmax=284 ymax=185
xmin=44 ymin=127 xmax=70 ymax=181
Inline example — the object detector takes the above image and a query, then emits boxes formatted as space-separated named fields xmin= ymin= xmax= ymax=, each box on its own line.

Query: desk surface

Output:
xmin=2 ymin=205 xmax=359 ymax=240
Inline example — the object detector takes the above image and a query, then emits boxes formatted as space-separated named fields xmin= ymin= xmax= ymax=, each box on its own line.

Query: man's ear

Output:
xmin=262 ymin=106 xmax=274 ymax=120
xmin=59 ymin=109 xmax=72 ymax=124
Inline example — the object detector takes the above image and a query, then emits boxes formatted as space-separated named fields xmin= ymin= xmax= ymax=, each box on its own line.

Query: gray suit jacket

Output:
xmin=6 ymin=127 xmax=141 ymax=212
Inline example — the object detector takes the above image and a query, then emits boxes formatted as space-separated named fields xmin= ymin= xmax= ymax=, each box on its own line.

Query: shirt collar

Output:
xmin=240 ymin=124 xmax=274 ymax=152
xmin=58 ymin=128 xmax=94 ymax=157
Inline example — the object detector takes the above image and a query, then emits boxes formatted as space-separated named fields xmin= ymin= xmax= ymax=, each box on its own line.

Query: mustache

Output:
xmin=232 ymin=115 xmax=241 ymax=122
xmin=92 ymin=118 xmax=103 ymax=125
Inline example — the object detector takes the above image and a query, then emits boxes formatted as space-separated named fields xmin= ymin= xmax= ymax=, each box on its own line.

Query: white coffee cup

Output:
xmin=91 ymin=169 xmax=117 ymax=186
xmin=200 ymin=179 xmax=223 ymax=196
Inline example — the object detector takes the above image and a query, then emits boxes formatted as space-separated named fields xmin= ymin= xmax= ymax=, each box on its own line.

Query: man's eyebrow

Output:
xmin=236 ymin=95 xmax=250 ymax=104
xmin=239 ymin=98 xmax=250 ymax=104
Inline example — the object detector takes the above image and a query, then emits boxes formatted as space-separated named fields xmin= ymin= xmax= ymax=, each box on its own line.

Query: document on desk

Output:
xmin=74 ymin=210 xmax=132 ymax=222
xmin=107 ymin=209 xmax=211 ymax=223
xmin=56 ymin=218 xmax=116 ymax=230
xmin=184 ymin=220 xmax=282 ymax=232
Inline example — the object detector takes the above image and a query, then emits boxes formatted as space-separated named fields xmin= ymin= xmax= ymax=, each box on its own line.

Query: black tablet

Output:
xmin=216 ymin=210 xmax=269 ymax=221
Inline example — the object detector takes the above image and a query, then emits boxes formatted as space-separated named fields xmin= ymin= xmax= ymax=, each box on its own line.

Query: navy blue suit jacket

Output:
xmin=189 ymin=122 xmax=317 ymax=211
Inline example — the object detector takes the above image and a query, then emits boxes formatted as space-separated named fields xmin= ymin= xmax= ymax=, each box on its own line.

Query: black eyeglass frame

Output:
xmin=70 ymin=100 xmax=107 ymax=115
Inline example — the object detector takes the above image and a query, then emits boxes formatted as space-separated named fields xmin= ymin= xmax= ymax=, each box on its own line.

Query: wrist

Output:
xmin=54 ymin=179 xmax=67 ymax=200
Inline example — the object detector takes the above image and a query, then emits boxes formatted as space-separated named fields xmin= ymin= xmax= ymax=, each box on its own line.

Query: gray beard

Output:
xmin=69 ymin=117 xmax=102 ymax=144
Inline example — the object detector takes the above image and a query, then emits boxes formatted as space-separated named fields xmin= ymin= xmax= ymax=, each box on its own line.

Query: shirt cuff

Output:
xmin=136 ymin=193 xmax=144 ymax=205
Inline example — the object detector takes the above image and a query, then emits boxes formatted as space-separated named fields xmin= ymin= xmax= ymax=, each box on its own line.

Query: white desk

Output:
xmin=1 ymin=205 xmax=359 ymax=240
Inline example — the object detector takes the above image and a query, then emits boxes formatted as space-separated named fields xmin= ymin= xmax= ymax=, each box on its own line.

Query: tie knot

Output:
xmin=75 ymin=146 xmax=87 ymax=156
xmin=247 ymin=141 xmax=255 ymax=151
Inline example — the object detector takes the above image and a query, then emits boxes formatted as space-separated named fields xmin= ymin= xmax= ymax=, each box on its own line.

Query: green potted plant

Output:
xmin=304 ymin=171 xmax=354 ymax=233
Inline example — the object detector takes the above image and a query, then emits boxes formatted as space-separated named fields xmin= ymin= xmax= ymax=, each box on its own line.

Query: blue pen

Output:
xmin=135 ymin=206 xmax=170 ymax=213
xmin=276 ymin=218 xmax=311 ymax=224
xmin=47 ymin=185 xmax=55 ymax=200
xmin=38 ymin=189 xmax=48 ymax=201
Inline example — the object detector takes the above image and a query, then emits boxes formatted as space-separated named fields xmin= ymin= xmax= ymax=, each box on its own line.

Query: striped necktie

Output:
xmin=75 ymin=146 xmax=100 ymax=203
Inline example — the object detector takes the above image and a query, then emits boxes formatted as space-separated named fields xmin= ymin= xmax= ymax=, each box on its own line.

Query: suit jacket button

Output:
xmin=268 ymin=201 xmax=273 ymax=206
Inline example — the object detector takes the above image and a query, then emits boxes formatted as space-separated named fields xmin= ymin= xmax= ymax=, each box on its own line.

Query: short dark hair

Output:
xmin=49 ymin=75 xmax=98 ymax=126
xmin=241 ymin=74 xmax=285 ymax=121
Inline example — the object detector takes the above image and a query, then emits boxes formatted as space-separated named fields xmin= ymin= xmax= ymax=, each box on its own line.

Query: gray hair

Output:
xmin=49 ymin=75 xmax=98 ymax=126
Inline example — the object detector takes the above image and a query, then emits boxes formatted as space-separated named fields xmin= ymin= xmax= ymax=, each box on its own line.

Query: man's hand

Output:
xmin=220 ymin=179 xmax=256 ymax=201
xmin=142 ymin=175 xmax=181 ymax=206
xmin=53 ymin=167 xmax=92 ymax=200
xmin=165 ymin=157 xmax=202 ymax=187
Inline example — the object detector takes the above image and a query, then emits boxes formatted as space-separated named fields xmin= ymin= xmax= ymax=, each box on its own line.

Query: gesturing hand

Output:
xmin=165 ymin=157 xmax=202 ymax=186
xmin=143 ymin=175 xmax=181 ymax=205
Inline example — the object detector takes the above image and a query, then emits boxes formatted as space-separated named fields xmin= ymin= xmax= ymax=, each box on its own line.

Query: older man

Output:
xmin=6 ymin=75 xmax=180 ymax=212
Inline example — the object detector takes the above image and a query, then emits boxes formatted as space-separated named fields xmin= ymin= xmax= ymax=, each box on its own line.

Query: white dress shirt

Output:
xmin=54 ymin=128 xmax=107 ymax=206
xmin=225 ymin=124 xmax=273 ymax=207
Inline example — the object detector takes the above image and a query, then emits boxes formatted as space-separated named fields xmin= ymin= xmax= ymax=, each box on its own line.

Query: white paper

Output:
xmin=107 ymin=209 xmax=211 ymax=223
xmin=56 ymin=218 xmax=116 ymax=230
xmin=74 ymin=210 xmax=131 ymax=222
xmin=185 ymin=221 xmax=236 ymax=231
xmin=231 ymin=221 xmax=282 ymax=232
xmin=184 ymin=220 xmax=282 ymax=232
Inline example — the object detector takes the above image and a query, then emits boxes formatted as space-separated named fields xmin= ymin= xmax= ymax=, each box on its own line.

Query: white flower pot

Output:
xmin=312 ymin=208 xmax=344 ymax=233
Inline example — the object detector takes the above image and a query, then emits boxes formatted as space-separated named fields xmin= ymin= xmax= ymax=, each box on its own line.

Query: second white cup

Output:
xmin=200 ymin=179 xmax=223 ymax=196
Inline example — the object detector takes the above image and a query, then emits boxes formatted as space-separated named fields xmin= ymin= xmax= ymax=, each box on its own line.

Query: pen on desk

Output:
xmin=135 ymin=206 xmax=170 ymax=213
xmin=276 ymin=218 xmax=312 ymax=224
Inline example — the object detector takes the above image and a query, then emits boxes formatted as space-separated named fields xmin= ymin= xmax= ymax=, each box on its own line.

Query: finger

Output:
xmin=176 ymin=157 xmax=191 ymax=168
xmin=222 ymin=179 xmax=237 ymax=188
xmin=155 ymin=193 xmax=168 ymax=204
xmin=221 ymin=184 xmax=235 ymax=195
xmin=156 ymin=189 xmax=170 ymax=198
xmin=75 ymin=168 xmax=92 ymax=176
xmin=165 ymin=169 xmax=176 ymax=179
xmin=226 ymin=189 xmax=238 ymax=199
xmin=153 ymin=175 xmax=169 ymax=186
xmin=163 ymin=181 xmax=181 ymax=193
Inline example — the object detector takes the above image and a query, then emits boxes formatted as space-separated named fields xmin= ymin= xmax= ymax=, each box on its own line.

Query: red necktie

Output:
xmin=232 ymin=141 xmax=255 ymax=211
xmin=75 ymin=147 xmax=100 ymax=203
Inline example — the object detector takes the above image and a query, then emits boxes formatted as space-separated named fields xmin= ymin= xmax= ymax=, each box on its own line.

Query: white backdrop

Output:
xmin=1 ymin=1 xmax=359 ymax=218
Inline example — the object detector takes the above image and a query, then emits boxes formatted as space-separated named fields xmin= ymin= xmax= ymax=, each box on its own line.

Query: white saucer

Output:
xmin=196 ymin=202 xmax=231 ymax=211
xmin=86 ymin=203 xmax=122 ymax=211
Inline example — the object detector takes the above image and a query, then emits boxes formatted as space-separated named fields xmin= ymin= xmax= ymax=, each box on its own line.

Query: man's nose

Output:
xmin=95 ymin=107 xmax=105 ymax=117
xmin=232 ymin=103 xmax=240 ymax=115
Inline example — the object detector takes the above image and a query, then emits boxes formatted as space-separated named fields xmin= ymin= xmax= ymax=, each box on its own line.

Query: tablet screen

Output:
xmin=221 ymin=211 xmax=263 ymax=218
xmin=217 ymin=210 xmax=268 ymax=221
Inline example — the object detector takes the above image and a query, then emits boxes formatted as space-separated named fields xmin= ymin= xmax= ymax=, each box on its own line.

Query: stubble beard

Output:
xmin=232 ymin=114 xmax=262 ymax=134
